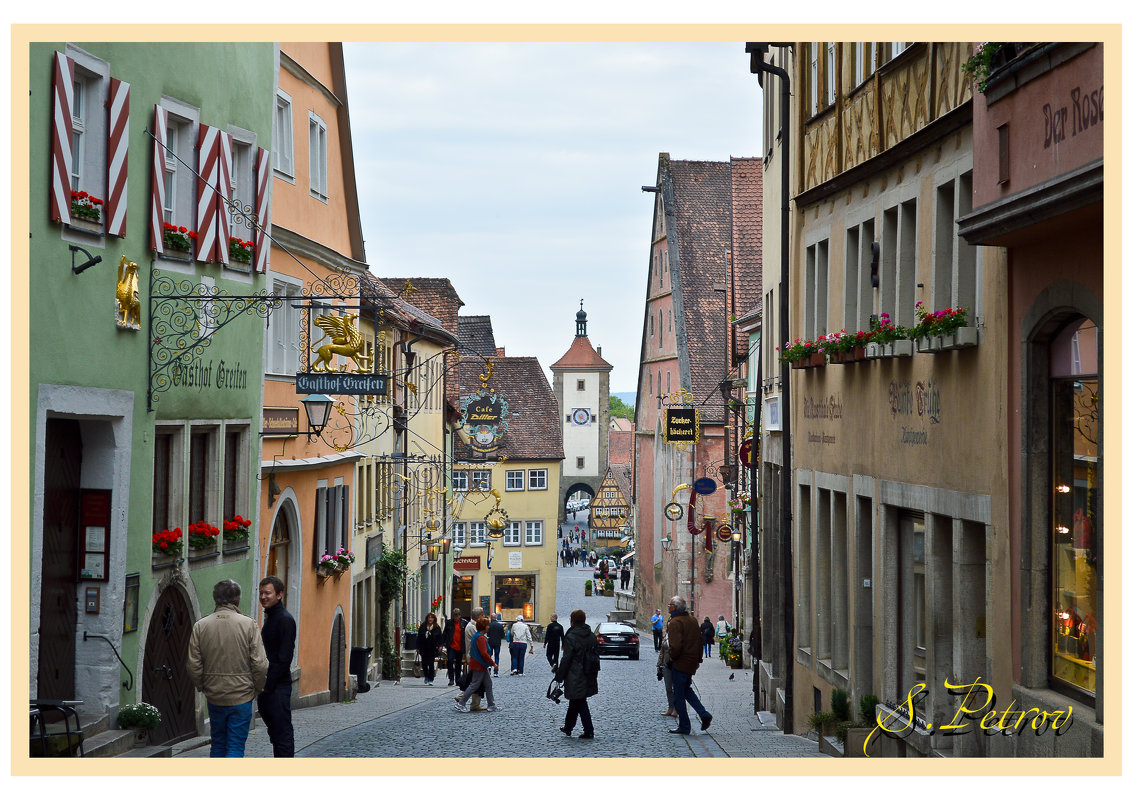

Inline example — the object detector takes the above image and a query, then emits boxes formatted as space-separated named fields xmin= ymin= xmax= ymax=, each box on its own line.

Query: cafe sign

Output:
xmin=460 ymin=389 xmax=509 ymax=455
xmin=663 ymin=407 xmax=701 ymax=445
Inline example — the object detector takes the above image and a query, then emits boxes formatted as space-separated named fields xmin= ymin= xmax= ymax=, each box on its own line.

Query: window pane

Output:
xmin=189 ymin=431 xmax=209 ymax=523
xmin=152 ymin=431 xmax=172 ymax=533
xmin=1051 ymin=370 xmax=1098 ymax=696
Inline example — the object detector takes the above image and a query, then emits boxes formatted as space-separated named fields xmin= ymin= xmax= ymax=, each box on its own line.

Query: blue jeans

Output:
xmin=207 ymin=700 xmax=253 ymax=757
xmin=671 ymin=668 xmax=709 ymax=734
xmin=703 ymin=642 xmax=711 ymax=657
xmin=490 ymin=642 xmax=502 ymax=673
xmin=510 ymin=642 xmax=527 ymax=674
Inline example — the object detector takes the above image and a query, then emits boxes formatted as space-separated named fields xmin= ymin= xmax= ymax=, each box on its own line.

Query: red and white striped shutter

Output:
xmin=215 ymin=131 xmax=233 ymax=265
xmin=104 ymin=77 xmax=129 ymax=237
xmin=253 ymin=146 xmax=271 ymax=273
xmin=150 ymin=104 xmax=168 ymax=253
xmin=49 ymin=51 xmax=75 ymax=224
xmin=196 ymin=124 xmax=221 ymax=262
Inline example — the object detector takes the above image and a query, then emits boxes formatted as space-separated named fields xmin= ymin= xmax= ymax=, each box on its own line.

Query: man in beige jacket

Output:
xmin=187 ymin=579 xmax=268 ymax=757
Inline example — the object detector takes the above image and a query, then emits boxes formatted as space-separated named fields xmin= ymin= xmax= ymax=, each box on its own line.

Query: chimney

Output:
xmin=496 ymin=347 xmax=506 ymax=357
xmin=597 ymin=346 xmax=602 ymax=357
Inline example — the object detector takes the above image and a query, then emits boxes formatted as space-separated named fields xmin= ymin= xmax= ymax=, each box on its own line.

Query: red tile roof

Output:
xmin=550 ymin=334 xmax=613 ymax=371
xmin=456 ymin=355 xmax=564 ymax=462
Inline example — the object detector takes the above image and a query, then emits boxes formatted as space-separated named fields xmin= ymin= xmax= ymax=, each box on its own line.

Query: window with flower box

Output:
xmin=313 ymin=480 xmax=350 ymax=565
xmin=188 ymin=426 xmax=218 ymax=528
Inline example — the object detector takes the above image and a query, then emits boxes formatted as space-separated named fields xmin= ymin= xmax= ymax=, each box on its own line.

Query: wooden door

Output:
xmin=37 ymin=418 xmax=81 ymax=700
xmin=328 ymin=614 xmax=346 ymax=701
xmin=142 ymin=586 xmax=196 ymax=744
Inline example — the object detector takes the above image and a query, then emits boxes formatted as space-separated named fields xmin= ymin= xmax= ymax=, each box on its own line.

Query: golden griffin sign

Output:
xmin=310 ymin=312 xmax=373 ymax=373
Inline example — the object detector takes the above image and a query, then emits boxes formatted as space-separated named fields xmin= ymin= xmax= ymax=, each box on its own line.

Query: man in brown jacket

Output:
xmin=186 ymin=579 xmax=268 ymax=757
xmin=664 ymin=595 xmax=712 ymax=735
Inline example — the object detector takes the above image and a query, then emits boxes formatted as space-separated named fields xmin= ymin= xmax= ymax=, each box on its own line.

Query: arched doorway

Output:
xmin=266 ymin=504 xmax=292 ymax=597
xmin=328 ymin=613 xmax=347 ymax=702
xmin=142 ymin=585 xmax=196 ymax=744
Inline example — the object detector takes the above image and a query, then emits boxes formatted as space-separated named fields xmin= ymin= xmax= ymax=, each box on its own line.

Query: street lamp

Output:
xmin=661 ymin=535 xmax=673 ymax=552
xmin=300 ymin=393 xmax=334 ymax=441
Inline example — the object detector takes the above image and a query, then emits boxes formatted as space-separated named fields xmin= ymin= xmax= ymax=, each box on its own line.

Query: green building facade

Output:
xmin=29 ymin=41 xmax=275 ymax=744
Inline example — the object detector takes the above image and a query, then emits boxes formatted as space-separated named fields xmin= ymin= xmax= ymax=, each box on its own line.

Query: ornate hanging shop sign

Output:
xmin=459 ymin=360 xmax=508 ymax=455
xmin=663 ymin=407 xmax=701 ymax=445
xmin=461 ymin=390 xmax=508 ymax=454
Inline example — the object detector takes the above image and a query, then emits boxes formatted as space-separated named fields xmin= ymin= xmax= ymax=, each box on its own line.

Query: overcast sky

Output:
xmin=342 ymin=42 xmax=762 ymax=395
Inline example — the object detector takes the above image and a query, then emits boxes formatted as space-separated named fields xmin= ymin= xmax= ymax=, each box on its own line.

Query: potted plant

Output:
xmin=864 ymin=313 xmax=913 ymax=359
xmin=334 ymin=547 xmax=356 ymax=572
xmin=117 ymin=701 xmax=161 ymax=744
xmin=826 ymin=328 xmax=871 ymax=364
xmin=222 ymin=515 xmax=251 ymax=546
xmin=584 ymin=579 xmax=593 ymax=596
xmin=161 ymin=222 xmax=198 ymax=257
xmin=842 ymin=693 xmax=882 ymax=757
xmin=604 ymin=577 xmax=615 ymax=596
xmin=228 ymin=236 xmax=254 ymax=265
xmin=317 ymin=553 xmax=339 ymax=578
xmin=151 ymin=527 xmax=183 ymax=560
xmin=187 ymin=520 xmax=220 ymax=555
xmin=807 ymin=710 xmax=839 ymax=740
xmin=911 ymin=301 xmax=977 ymax=352
xmin=69 ymin=190 xmax=103 ymax=230
xmin=962 ymin=42 xmax=1012 ymax=93
xmin=777 ymin=336 xmax=826 ymax=369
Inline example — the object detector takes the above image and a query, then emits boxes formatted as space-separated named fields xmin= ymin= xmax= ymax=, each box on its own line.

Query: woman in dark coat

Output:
xmin=700 ymin=617 xmax=715 ymax=658
xmin=554 ymin=609 xmax=599 ymax=739
xmin=417 ymin=612 xmax=444 ymax=685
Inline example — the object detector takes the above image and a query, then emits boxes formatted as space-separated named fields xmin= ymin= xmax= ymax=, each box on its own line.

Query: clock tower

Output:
xmin=550 ymin=301 xmax=613 ymax=524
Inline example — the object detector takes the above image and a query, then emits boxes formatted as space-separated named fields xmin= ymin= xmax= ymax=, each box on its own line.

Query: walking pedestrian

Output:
xmin=714 ymin=615 xmax=731 ymax=653
xmin=416 ymin=611 xmax=443 ymax=686
xmin=555 ymin=609 xmax=599 ymax=739
xmin=656 ymin=629 xmax=675 ymax=718
xmin=257 ymin=576 xmax=296 ymax=758
xmin=700 ymin=616 xmax=715 ymax=658
xmin=665 ymin=596 xmax=712 ymax=735
xmin=650 ymin=608 xmax=665 ymax=651
xmin=186 ymin=580 xmax=268 ymax=758
xmin=509 ymin=614 xmax=533 ymax=675
xmin=544 ymin=613 xmax=564 ymax=672
xmin=619 ymin=562 xmax=630 ymax=590
xmin=464 ymin=607 xmax=486 ymax=709
xmin=487 ymin=613 xmax=505 ymax=677
xmin=442 ymin=609 xmax=467 ymax=686
xmin=454 ymin=617 xmax=497 ymax=712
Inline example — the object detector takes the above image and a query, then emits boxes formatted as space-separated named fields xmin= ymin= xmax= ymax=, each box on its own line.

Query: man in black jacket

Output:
xmin=443 ymin=609 xmax=468 ymax=686
xmin=258 ymin=576 xmax=297 ymax=757
xmin=487 ymin=613 xmax=506 ymax=677
xmin=544 ymin=613 xmax=565 ymax=672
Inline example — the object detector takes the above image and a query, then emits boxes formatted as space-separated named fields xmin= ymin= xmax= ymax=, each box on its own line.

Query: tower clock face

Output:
xmin=571 ymin=408 xmax=591 ymax=426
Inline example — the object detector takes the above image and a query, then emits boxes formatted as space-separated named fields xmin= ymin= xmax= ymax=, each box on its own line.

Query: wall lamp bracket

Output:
xmin=70 ymin=245 xmax=102 ymax=275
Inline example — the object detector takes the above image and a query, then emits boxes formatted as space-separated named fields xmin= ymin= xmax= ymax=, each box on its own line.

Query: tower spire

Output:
xmin=576 ymin=299 xmax=587 ymax=337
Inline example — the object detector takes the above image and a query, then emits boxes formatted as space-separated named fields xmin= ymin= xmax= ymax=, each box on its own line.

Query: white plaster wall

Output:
xmin=561 ymin=370 xmax=600 ymax=475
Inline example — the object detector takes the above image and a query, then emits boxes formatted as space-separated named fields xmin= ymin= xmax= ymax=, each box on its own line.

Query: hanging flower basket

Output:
xmin=791 ymin=352 xmax=826 ymax=369
xmin=829 ymin=345 xmax=866 ymax=364
xmin=316 ymin=561 xmax=338 ymax=578
xmin=334 ymin=547 xmax=356 ymax=571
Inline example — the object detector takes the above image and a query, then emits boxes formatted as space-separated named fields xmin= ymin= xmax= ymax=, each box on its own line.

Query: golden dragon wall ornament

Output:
xmin=310 ymin=312 xmax=374 ymax=373
xmin=115 ymin=255 xmax=141 ymax=331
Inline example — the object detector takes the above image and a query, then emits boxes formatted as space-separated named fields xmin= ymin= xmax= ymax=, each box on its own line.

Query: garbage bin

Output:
xmin=350 ymin=645 xmax=373 ymax=693
xmin=403 ymin=631 xmax=418 ymax=651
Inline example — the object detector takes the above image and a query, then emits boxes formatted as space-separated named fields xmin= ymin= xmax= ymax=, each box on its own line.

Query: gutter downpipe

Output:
xmin=747 ymin=42 xmax=793 ymax=734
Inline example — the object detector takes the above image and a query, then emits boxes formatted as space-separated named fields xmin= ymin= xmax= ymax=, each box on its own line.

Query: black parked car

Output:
xmin=594 ymin=622 xmax=639 ymax=660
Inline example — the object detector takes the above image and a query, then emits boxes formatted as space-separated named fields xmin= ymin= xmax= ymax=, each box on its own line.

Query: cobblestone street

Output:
xmin=175 ymin=559 xmax=824 ymax=759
